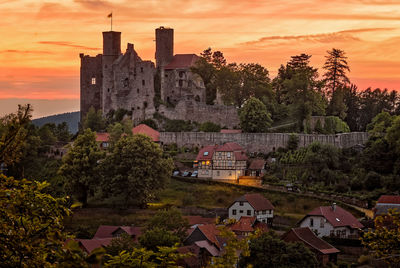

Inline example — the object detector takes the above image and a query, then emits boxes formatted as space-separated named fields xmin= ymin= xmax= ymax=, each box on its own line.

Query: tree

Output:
xmin=146 ymin=208 xmax=190 ymax=241
xmin=367 ymin=111 xmax=394 ymax=136
xmin=105 ymin=233 xmax=137 ymax=257
xmin=59 ymin=129 xmax=104 ymax=206
xmin=0 ymin=175 xmax=70 ymax=267
xmin=199 ymin=121 xmax=221 ymax=132
xmin=323 ymin=48 xmax=350 ymax=96
xmin=386 ymin=116 xmax=400 ymax=154
xmin=239 ymin=97 xmax=272 ymax=133
xmin=82 ymin=106 xmax=106 ymax=132
xmin=239 ymin=231 xmax=318 ymax=268
xmin=0 ymin=104 xmax=32 ymax=165
xmin=327 ymin=87 xmax=348 ymax=120
xmin=139 ymin=227 xmax=180 ymax=251
xmin=101 ymin=134 xmax=173 ymax=207
xmin=362 ymin=209 xmax=400 ymax=265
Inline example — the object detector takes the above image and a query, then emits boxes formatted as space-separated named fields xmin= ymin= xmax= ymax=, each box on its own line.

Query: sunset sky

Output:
xmin=1 ymin=0 xmax=399 ymax=118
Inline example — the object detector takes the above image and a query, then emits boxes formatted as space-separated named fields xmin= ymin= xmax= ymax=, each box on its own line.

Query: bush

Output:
xmin=164 ymin=119 xmax=194 ymax=132
xmin=287 ymin=134 xmax=299 ymax=151
xmin=199 ymin=121 xmax=221 ymax=132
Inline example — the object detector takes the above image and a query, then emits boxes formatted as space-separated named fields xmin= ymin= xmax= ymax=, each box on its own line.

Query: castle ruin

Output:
xmin=80 ymin=27 xmax=239 ymax=128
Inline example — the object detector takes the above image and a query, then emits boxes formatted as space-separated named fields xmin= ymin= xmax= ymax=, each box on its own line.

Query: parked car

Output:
xmin=172 ymin=170 xmax=180 ymax=176
xmin=182 ymin=171 xmax=192 ymax=177
xmin=191 ymin=171 xmax=198 ymax=178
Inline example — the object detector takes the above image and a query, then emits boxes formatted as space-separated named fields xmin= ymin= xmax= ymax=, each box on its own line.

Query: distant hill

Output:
xmin=32 ymin=111 xmax=80 ymax=134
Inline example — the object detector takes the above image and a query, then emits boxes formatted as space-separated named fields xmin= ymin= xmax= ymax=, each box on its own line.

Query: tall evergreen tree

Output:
xmin=323 ymin=48 xmax=350 ymax=96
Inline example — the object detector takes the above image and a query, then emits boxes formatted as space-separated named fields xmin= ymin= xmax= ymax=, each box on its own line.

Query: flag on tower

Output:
xmin=107 ymin=12 xmax=112 ymax=18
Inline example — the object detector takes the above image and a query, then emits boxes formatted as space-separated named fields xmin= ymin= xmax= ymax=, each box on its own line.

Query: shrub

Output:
xmin=199 ymin=121 xmax=221 ymax=132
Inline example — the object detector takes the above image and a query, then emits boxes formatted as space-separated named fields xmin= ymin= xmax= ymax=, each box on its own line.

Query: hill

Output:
xmin=32 ymin=111 xmax=80 ymax=134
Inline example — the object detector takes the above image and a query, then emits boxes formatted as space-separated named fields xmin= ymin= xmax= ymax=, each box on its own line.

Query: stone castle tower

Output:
xmin=80 ymin=27 xmax=239 ymax=128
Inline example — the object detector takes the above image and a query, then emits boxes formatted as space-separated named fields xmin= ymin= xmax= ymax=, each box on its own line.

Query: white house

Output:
xmin=299 ymin=203 xmax=363 ymax=239
xmin=228 ymin=193 xmax=274 ymax=226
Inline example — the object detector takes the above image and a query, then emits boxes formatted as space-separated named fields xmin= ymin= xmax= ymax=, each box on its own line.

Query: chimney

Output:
xmin=332 ymin=202 xmax=336 ymax=211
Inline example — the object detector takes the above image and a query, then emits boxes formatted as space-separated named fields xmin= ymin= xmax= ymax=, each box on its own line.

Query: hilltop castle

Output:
xmin=80 ymin=27 xmax=239 ymax=127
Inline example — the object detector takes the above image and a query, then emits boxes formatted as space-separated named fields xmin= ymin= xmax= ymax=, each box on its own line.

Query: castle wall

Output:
xmin=80 ymin=54 xmax=103 ymax=120
xmin=158 ymin=101 xmax=240 ymax=128
xmin=159 ymin=132 xmax=369 ymax=153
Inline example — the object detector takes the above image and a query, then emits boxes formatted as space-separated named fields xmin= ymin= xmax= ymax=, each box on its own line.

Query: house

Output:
xmin=195 ymin=142 xmax=247 ymax=180
xmin=373 ymin=195 xmax=400 ymax=218
xmin=247 ymin=158 xmax=266 ymax=177
xmin=299 ymin=203 xmax=363 ymax=238
xmin=184 ymin=224 xmax=223 ymax=253
xmin=228 ymin=193 xmax=274 ymax=225
xmin=283 ymin=227 xmax=340 ymax=266
xmin=184 ymin=215 xmax=216 ymax=228
xmin=132 ymin=124 xmax=160 ymax=143
xmin=229 ymin=216 xmax=268 ymax=236
xmin=76 ymin=225 xmax=142 ymax=254
xmin=95 ymin=132 xmax=110 ymax=149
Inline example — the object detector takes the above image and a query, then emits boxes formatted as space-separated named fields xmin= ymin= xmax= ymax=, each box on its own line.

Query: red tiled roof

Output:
xmin=249 ymin=159 xmax=265 ymax=170
xmin=220 ymin=129 xmax=242 ymax=134
xmin=306 ymin=206 xmax=363 ymax=229
xmin=234 ymin=194 xmax=274 ymax=211
xmin=194 ymin=240 xmax=220 ymax=256
xmin=377 ymin=195 xmax=400 ymax=204
xmin=196 ymin=145 xmax=216 ymax=161
xmin=284 ymin=227 xmax=340 ymax=254
xmin=164 ymin=54 xmax=199 ymax=69
xmin=234 ymin=151 xmax=248 ymax=161
xmin=215 ymin=142 xmax=244 ymax=152
xmin=198 ymin=224 xmax=221 ymax=249
xmin=184 ymin=215 xmax=215 ymax=226
xmin=132 ymin=124 xmax=160 ymax=142
xmin=96 ymin=132 xmax=110 ymax=142
xmin=94 ymin=225 xmax=141 ymax=239
xmin=230 ymin=216 xmax=257 ymax=233
xmin=77 ymin=238 xmax=113 ymax=253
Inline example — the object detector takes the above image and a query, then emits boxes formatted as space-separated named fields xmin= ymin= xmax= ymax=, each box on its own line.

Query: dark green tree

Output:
xmin=139 ymin=227 xmax=180 ymax=251
xmin=199 ymin=121 xmax=221 ymax=132
xmin=239 ymin=97 xmax=272 ymax=133
xmin=59 ymin=129 xmax=104 ymax=206
xmin=323 ymin=48 xmax=350 ymax=96
xmin=101 ymin=134 xmax=173 ymax=207
xmin=82 ymin=106 xmax=106 ymax=132
xmin=146 ymin=208 xmax=190 ymax=241
xmin=239 ymin=232 xmax=318 ymax=267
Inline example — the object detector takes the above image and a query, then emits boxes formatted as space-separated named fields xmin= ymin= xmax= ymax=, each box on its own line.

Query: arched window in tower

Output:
xmin=142 ymin=80 xmax=145 ymax=86
xmin=91 ymin=77 xmax=96 ymax=85
xmin=123 ymin=78 xmax=129 ymax=87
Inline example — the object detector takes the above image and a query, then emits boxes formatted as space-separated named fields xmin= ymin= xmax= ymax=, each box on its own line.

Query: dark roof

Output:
xmin=229 ymin=216 xmax=268 ymax=233
xmin=94 ymin=225 xmax=142 ymax=239
xmin=284 ymin=227 xmax=340 ymax=254
xmin=306 ymin=206 xmax=363 ymax=229
xmin=249 ymin=159 xmax=265 ymax=170
xmin=195 ymin=142 xmax=246 ymax=161
xmin=164 ymin=54 xmax=199 ymax=69
xmin=198 ymin=224 xmax=222 ymax=249
xmin=77 ymin=238 xmax=113 ymax=253
xmin=234 ymin=193 xmax=274 ymax=211
xmin=132 ymin=124 xmax=160 ymax=142
xmin=215 ymin=142 xmax=244 ymax=152
xmin=377 ymin=195 xmax=400 ymax=204
xmin=374 ymin=204 xmax=400 ymax=216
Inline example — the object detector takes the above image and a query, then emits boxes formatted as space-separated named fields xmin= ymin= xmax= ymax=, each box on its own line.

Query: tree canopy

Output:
xmin=239 ymin=97 xmax=272 ymax=133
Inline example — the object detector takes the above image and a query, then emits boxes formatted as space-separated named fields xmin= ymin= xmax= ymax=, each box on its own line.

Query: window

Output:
xmin=203 ymin=152 xmax=209 ymax=156
xmin=247 ymin=210 xmax=251 ymax=216
xmin=227 ymin=152 xmax=231 ymax=159
xmin=310 ymin=218 xmax=314 ymax=227
xmin=91 ymin=77 xmax=96 ymax=85
xmin=336 ymin=230 xmax=341 ymax=237
xmin=228 ymin=161 xmax=232 ymax=167
xmin=330 ymin=230 xmax=335 ymax=236
xmin=137 ymin=88 xmax=140 ymax=93
xmin=262 ymin=210 xmax=266 ymax=215
xmin=239 ymin=210 xmax=243 ymax=214
xmin=142 ymin=80 xmax=145 ymax=86
xmin=179 ymin=71 xmax=185 ymax=78
xmin=239 ymin=202 xmax=244 ymax=206
xmin=216 ymin=171 xmax=220 ymax=176
xmin=140 ymin=67 xmax=143 ymax=73
xmin=341 ymin=230 xmax=346 ymax=237
xmin=320 ymin=219 xmax=325 ymax=228
xmin=232 ymin=209 xmax=236 ymax=215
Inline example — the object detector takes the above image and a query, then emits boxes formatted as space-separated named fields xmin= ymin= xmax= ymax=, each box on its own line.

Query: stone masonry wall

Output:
xmin=159 ymin=132 xmax=369 ymax=153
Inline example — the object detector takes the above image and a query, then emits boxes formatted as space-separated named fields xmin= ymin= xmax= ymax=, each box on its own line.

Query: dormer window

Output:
xmin=91 ymin=77 xmax=96 ymax=85
xmin=203 ymin=151 xmax=209 ymax=156
xmin=336 ymin=218 xmax=340 ymax=222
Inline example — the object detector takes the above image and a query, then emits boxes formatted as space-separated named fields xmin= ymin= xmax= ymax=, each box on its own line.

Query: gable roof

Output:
xmin=198 ymin=224 xmax=222 ymax=249
xmin=234 ymin=151 xmax=248 ymax=161
xmin=233 ymin=193 xmax=274 ymax=211
xmin=132 ymin=124 xmax=160 ymax=142
xmin=94 ymin=225 xmax=141 ymax=239
xmin=77 ymin=238 xmax=113 ymax=253
xmin=305 ymin=206 xmax=363 ymax=229
xmin=249 ymin=159 xmax=266 ymax=170
xmin=184 ymin=215 xmax=215 ymax=226
xmin=195 ymin=142 xmax=246 ymax=161
xmin=164 ymin=54 xmax=199 ymax=69
xmin=196 ymin=145 xmax=216 ymax=161
xmin=215 ymin=142 xmax=244 ymax=152
xmin=220 ymin=129 xmax=242 ymax=134
xmin=377 ymin=195 xmax=400 ymax=204
xmin=96 ymin=132 xmax=110 ymax=142
xmin=284 ymin=227 xmax=340 ymax=254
